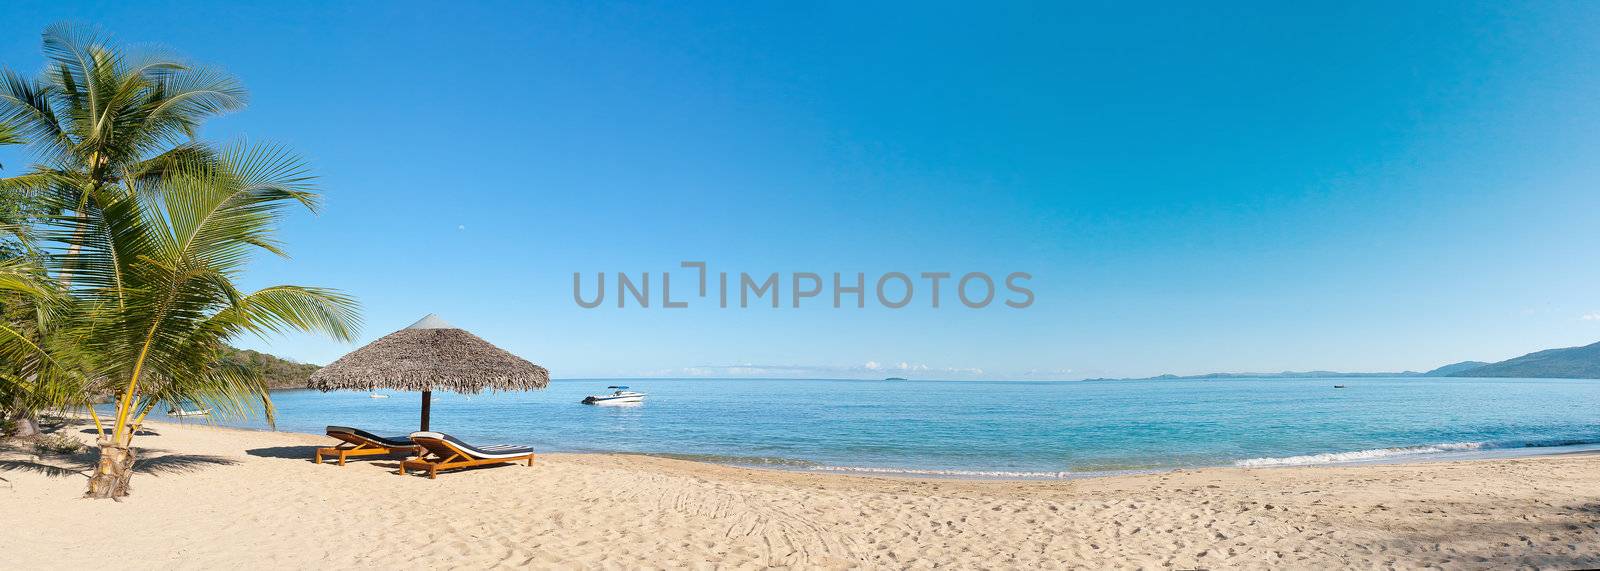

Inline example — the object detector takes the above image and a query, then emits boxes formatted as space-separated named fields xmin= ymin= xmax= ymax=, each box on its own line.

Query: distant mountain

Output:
xmin=1086 ymin=370 xmax=1423 ymax=382
xmin=1090 ymin=342 xmax=1600 ymax=382
xmin=1423 ymin=361 xmax=1491 ymax=377
xmin=1449 ymin=342 xmax=1600 ymax=379
xmin=220 ymin=347 xmax=320 ymax=390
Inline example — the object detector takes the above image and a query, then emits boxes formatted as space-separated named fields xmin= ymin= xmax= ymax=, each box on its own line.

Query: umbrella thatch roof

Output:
xmin=309 ymin=314 xmax=549 ymax=394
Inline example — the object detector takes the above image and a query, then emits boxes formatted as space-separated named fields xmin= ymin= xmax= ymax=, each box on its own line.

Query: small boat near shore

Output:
xmin=168 ymin=407 xmax=210 ymax=417
xmin=583 ymin=386 xmax=645 ymax=405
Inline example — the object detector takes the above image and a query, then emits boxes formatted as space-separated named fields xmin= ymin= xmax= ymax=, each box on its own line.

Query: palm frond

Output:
xmin=0 ymin=259 xmax=60 ymax=301
xmin=0 ymin=120 xmax=20 ymax=147
xmin=209 ymin=285 xmax=361 ymax=342
xmin=0 ymin=69 xmax=68 ymax=160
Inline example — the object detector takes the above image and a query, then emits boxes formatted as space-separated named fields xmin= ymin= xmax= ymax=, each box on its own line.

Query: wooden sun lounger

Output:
xmin=315 ymin=426 xmax=421 ymax=466
xmin=398 ymin=431 xmax=535 ymax=479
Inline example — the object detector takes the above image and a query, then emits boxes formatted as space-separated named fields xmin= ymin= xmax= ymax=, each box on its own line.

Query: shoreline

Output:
xmin=8 ymin=420 xmax=1600 ymax=568
xmin=126 ymin=414 xmax=1600 ymax=482
xmin=30 ymin=417 xmax=1600 ymax=483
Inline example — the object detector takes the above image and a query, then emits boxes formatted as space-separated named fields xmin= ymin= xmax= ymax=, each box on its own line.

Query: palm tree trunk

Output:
xmin=84 ymin=437 xmax=135 ymax=499
xmin=58 ymin=204 xmax=90 ymax=289
xmin=61 ymin=167 xmax=102 ymax=289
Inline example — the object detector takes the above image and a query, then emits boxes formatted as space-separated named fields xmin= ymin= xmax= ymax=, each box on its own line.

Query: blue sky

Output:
xmin=3 ymin=2 xmax=1599 ymax=379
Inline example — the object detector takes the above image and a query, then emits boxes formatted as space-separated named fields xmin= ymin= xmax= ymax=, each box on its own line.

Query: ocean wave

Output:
xmin=1499 ymin=438 xmax=1600 ymax=449
xmin=808 ymin=465 xmax=1072 ymax=479
xmin=650 ymin=454 xmax=1073 ymax=478
xmin=1234 ymin=442 xmax=1487 ymax=467
xmin=655 ymin=437 xmax=1600 ymax=477
xmin=646 ymin=452 xmax=822 ymax=468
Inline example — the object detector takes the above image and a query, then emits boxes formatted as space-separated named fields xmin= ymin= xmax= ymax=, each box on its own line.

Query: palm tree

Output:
xmin=0 ymin=120 xmax=71 ymax=439
xmin=0 ymin=259 xmax=82 ymax=439
xmin=0 ymin=23 xmax=231 ymax=440
xmin=0 ymin=24 xmax=244 ymax=285
xmin=0 ymin=25 xmax=361 ymax=498
xmin=58 ymin=144 xmax=361 ymax=498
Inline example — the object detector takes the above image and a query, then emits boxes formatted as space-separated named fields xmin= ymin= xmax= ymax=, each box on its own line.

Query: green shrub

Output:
xmin=32 ymin=433 xmax=86 ymax=455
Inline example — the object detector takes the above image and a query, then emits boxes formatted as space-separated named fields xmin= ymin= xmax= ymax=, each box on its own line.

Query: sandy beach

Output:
xmin=3 ymin=421 xmax=1598 ymax=569
xmin=3 ymin=419 xmax=1600 ymax=566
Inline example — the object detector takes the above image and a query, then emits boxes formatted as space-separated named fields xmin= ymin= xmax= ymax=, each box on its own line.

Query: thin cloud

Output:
xmin=1017 ymin=368 xmax=1076 ymax=378
xmin=639 ymin=361 xmax=984 ymax=379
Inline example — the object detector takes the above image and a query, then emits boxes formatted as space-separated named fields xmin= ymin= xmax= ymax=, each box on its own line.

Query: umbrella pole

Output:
xmin=420 ymin=390 xmax=431 ymax=431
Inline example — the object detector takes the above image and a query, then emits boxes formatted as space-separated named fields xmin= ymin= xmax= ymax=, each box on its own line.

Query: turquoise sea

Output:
xmin=145 ymin=377 xmax=1600 ymax=478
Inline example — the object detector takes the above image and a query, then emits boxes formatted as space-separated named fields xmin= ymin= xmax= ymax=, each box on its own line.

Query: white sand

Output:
xmin=4 ymin=421 xmax=1600 ymax=569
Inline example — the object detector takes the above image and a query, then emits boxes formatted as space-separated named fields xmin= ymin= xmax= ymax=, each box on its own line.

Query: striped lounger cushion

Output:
xmin=410 ymin=431 xmax=534 ymax=458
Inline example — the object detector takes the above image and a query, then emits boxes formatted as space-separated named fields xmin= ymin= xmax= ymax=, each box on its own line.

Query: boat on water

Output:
xmin=369 ymin=393 xmax=388 ymax=399
xmin=168 ymin=407 xmax=210 ymax=417
xmin=582 ymin=386 xmax=645 ymax=405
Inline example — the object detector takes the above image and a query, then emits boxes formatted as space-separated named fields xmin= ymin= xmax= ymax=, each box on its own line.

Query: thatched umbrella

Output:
xmin=309 ymin=314 xmax=550 ymax=430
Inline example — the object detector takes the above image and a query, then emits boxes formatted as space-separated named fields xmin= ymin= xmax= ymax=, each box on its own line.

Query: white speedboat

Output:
xmin=369 ymin=393 xmax=388 ymax=399
xmin=168 ymin=408 xmax=210 ymax=417
xmin=582 ymin=386 xmax=645 ymax=405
